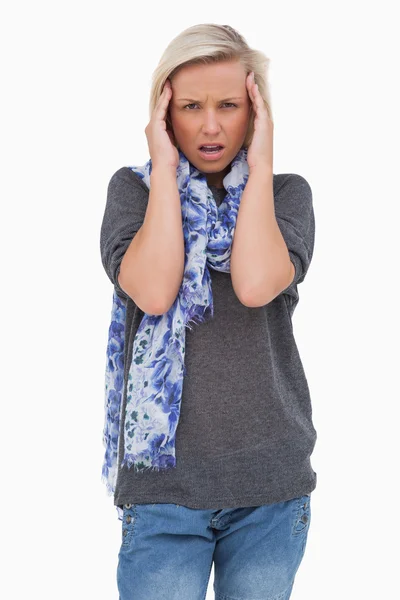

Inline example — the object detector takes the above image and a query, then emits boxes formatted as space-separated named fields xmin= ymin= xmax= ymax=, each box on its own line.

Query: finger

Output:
xmin=160 ymin=85 xmax=171 ymax=104
xmin=155 ymin=85 xmax=172 ymax=118
xmin=247 ymin=84 xmax=255 ymax=109
xmin=252 ymin=84 xmax=267 ymax=114
xmin=248 ymin=77 xmax=262 ymax=111
xmin=246 ymin=73 xmax=256 ymax=105
xmin=246 ymin=72 xmax=255 ymax=87
xmin=157 ymin=81 xmax=171 ymax=103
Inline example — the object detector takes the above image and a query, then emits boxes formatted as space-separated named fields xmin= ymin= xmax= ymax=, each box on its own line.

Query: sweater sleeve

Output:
xmin=100 ymin=167 xmax=149 ymax=301
xmin=273 ymin=174 xmax=315 ymax=307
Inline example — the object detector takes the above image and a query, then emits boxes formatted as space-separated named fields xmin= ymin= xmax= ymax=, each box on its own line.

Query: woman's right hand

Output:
xmin=145 ymin=79 xmax=180 ymax=170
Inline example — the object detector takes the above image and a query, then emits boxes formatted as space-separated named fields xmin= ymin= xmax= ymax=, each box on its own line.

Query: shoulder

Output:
xmin=273 ymin=173 xmax=314 ymax=230
xmin=273 ymin=173 xmax=312 ymax=198
xmin=108 ymin=166 xmax=149 ymax=195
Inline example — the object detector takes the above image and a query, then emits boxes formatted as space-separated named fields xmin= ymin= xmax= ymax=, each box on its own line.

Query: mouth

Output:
xmin=198 ymin=145 xmax=225 ymax=160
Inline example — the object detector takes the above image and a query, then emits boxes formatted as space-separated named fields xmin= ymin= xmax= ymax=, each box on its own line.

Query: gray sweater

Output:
xmin=100 ymin=166 xmax=317 ymax=513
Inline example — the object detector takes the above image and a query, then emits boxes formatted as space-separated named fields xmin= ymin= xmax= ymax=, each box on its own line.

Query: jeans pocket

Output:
xmin=292 ymin=494 xmax=311 ymax=537
xmin=121 ymin=503 xmax=137 ymax=548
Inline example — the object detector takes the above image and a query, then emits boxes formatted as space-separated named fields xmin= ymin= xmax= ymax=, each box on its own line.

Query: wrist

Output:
xmin=150 ymin=164 xmax=177 ymax=178
xmin=248 ymin=165 xmax=274 ymax=180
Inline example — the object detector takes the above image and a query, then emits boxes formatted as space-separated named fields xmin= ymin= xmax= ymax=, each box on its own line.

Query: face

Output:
xmin=168 ymin=59 xmax=251 ymax=188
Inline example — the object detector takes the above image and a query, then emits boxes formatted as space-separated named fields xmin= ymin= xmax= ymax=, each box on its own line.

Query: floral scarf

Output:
xmin=101 ymin=147 xmax=249 ymax=508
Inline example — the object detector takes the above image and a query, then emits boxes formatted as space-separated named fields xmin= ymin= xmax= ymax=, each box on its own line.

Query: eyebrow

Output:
xmin=176 ymin=97 xmax=244 ymax=102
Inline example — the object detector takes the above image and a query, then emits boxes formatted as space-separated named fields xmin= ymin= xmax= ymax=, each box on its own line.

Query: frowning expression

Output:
xmin=168 ymin=59 xmax=251 ymax=187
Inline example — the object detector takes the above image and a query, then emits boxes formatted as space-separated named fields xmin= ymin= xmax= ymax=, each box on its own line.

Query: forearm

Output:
xmin=230 ymin=168 xmax=293 ymax=306
xmin=119 ymin=166 xmax=185 ymax=314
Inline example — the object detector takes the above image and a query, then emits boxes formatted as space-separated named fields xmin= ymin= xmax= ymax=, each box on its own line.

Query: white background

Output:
xmin=2 ymin=1 xmax=399 ymax=598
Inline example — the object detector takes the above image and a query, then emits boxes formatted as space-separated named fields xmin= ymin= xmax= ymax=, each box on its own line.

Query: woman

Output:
xmin=100 ymin=23 xmax=317 ymax=600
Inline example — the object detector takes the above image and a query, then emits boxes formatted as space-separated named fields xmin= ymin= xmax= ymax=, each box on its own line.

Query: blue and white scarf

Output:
xmin=101 ymin=147 xmax=249 ymax=508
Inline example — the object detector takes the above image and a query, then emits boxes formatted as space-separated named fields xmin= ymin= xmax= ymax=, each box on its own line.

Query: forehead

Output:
xmin=172 ymin=60 xmax=247 ymax=95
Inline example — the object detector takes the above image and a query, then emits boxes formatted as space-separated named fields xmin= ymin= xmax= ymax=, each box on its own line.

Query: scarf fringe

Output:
xmin=185 ymin=300 xmax=213 ymax=331
xmin=120 ymin=456 xmax=176 ymax=473
xmin=101 ymin=472 xmax=115 ymax=496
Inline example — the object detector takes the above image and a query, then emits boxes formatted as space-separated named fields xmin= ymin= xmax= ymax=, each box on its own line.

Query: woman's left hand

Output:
xmin=246 ymin=71 xmax=274 ymax=173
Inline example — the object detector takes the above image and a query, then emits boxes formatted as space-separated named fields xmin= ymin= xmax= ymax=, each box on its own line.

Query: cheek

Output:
xmin=232 ymin=111 xmax=250 ymax=132
xmin=233 ymin=106 xmax=250 ymax=122
xmin=171 ymin=115 xmax=192 ymax=134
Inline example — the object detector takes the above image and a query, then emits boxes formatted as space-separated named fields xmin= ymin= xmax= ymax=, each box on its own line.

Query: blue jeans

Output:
xmin=117 ymin=494 xmax=311 ymax=600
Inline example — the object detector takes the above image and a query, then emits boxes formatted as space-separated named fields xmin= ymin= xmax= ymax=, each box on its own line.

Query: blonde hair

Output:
xmin=149 ymin=23 xmax=273 ymax=149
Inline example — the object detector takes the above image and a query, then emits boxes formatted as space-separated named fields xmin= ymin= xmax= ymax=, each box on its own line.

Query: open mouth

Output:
xmin=198 ymin=145 xmax=225 ymax=159
xmin=199 ymin=144 xmax=224 ymax=153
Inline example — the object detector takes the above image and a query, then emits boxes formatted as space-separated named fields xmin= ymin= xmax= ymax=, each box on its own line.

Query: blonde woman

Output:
xmin=100 ymin=23 xmax=317 ymax=600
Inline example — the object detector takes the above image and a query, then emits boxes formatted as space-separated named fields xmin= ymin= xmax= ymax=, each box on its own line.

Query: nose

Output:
xmin=201 ymin=110 xmax=222 ymax=135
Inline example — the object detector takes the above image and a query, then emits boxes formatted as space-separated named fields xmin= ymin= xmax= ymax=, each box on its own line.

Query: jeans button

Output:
xmin=125 ymin=503 xmax=132 ymax=509
xmin=301 ymin=514 xmax=308 ymax=523
xmin=126 ymin=515 xmax=132 ymax=524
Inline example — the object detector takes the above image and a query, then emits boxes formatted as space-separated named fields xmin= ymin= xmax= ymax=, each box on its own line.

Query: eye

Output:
xmin=183 ymin=102 xmax=237 ymax=110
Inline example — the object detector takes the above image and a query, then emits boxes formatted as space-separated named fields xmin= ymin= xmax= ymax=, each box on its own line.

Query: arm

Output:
xmin=230 ymin=168 xmax=294 ymax=307
xmin=118 ymin=165 xmax=184 ymax=314
xmin=230 ymin=172 xmax=314 ymax=307
xmin=100 ymin=166 xmax=185 ymax=315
